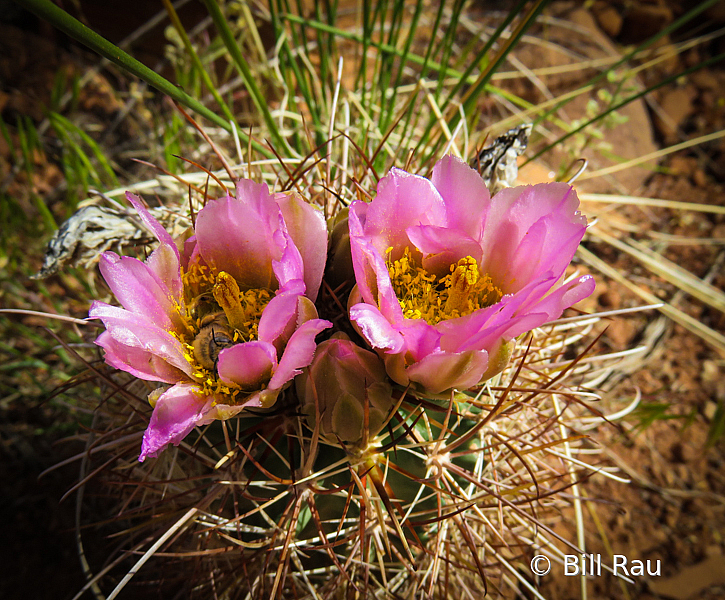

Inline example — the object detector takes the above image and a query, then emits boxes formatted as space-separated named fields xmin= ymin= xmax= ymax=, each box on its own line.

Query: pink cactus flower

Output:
xmin=90 ymin=183 xmax=330 ymax=461
xmin=348 ymin=155 xmax=595 ymax=395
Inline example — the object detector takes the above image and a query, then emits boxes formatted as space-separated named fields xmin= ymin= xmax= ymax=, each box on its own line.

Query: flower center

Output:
xmin=178 ymin=263 xmax=272 ymax=401
xmin=387 ymin=247 xmax=502 ymax=324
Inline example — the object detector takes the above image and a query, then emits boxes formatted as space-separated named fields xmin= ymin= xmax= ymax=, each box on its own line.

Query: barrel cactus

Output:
xmin=69 ymin=150 xmax=613 ymax=600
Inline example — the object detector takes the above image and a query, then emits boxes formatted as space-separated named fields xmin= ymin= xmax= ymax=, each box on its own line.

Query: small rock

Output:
xmin=712 ymin=224 xmax=725 ymax=239
xmin=653 ymin=86 xmax=698 ymax=143
xmin=598 ymin=288 xmax=621 ymax=309
xmin=701 ymin=361 xmax=725 ymax=402
xmin=592 ymin=2 xmax=623 ymax=38
xmin=648 ymin=554 xmax=725 ymax=600
xmin=690 ymin=70 xmax=722 ymax=92
xmin=668 ymin=155 xmax=697 ymax=177
xmin=620 ymin=3 xmax=674 ymax=44
xmin=692 ymin=169 xmax=707 ymax=188
xmin=606 ymin=318 xmax=639 ymax=350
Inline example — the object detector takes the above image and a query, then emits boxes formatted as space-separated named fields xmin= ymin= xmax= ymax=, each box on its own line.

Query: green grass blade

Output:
xmin=313 ymin=0 xmax=333 ymax=104
xmin=431 ymin=0 xmax=466 ymax=103
xmin=526 ymin=50 xmax=725 ymax=164
xmin=162 ymin=112 xmax=184 ymax=173
xmin=49 ymin=112 xmax=119 ymax=187
xmin=16 ymin=117 xmax=57 ymax=230
xmin=282 ymin=14 xmax=470 ymax=81
xmin=0 ymin=115 xmax=15 ymax=163
xmin=532 ymin=0 xmax=722 ymax=128
xmin=13 ymin=0 xmax=272 ymax=159
xmin=380 ymin=0 xmax=424 ymax=131
xmin=417 ymin=0 xmax=550 ymax=163
xmin=442 ymin=0 xmax=531 ymax=109
xmin=201 ymin=0 xmax=290 ymax=154
xmin=379 ymin=0 xmax=404 ymax=115
xmin=394 ymin=2 xmax=446 ymax=154
xmin=357 ymin=0 xmax=373 ymax=108
xmin=50 ymin=68 xmax=68 ymax=111
xmin=456 ymin=0 xmax=549 ymax=123
xmin=269 ymin=0 xmax=324 ymax=145
xmin=706 ymin=401 xmax=725 ymax=447
xmin=370 ymin=0 xmax=390 ymax=115
xmin=161 ymin=0 xmax=236 ymax=126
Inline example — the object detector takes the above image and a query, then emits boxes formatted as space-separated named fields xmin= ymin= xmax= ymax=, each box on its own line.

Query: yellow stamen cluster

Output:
xmin=175 ymin=267 xmax=273 ymax=403
xmin=213 ymin=272 xmax=247 ymax=331
xmin=193 ymin=372 xmax=245 ymax=404
xmin=223 ymin=285 xmax=272 ymax=344
xmin=181 ymin=261 xmax=216 ymax=304
xmin=387 ymin=247 xmax=502 ymax=324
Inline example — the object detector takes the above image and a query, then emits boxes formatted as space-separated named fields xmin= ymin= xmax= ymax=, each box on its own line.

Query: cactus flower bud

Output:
xmin=297 ymin=333 xmax=394 ymax=445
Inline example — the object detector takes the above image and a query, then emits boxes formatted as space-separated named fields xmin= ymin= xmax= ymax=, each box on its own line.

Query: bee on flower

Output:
xmin=89 ymin=183 xmax=330 ymax=461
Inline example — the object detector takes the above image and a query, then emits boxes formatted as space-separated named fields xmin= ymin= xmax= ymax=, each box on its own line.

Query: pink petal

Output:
xmin=348 ymin=207 xmax=403 ymax=321
xmin=295 ymin=295 xmax=319 ymax=324
xmin=430 ymin=155 xmax=490 ymax=241
xmin=518 ymin=274 xmax=596 ymax=325
xmin=345 ymin=156 xmax=595 ymax=396
xmin=271 ymin=223 xmax=305 ymax=292
xmin=267 ymin=318 xmax=331 ymax=391
xmin=257 ymin=291 xmax=299 ymax=350
xmin=194 ymin=182 xmax=280 ymax=290
xmin=90 ymin=301 xmax=193 ymax=377
xmin=217 ymin=341 xmax=278 ymax=390
xmin=407 ymin=224 xmax=483 ymax=276
xmin=390 ymin=349 xmax=489 ymax=393
xmin=435 ymin=276 xmax=553 ymax=352
xmin=439 ymin=275 xmax=594 ymax=354
xmin=357 ymin=167 xmax=447 ymax=256
xmin=349 ymin=302 xmax=405 ymax=353
xmin=126 ymin=192 xmax=180 ymax=262
xmin=95 ymin=330 xmax=189 ymax=383
xmin=455 ymin=276 xmax=593 ymax=353
xmin=139 ymin=384 xmax=213 ymax=461
xmin=99 ymin=252 xmax=184 ymax=332
xmin=396 ymin=317 xmax=440 ymax=362
xmin=457 ymin=310 xmax=545 ymax=354
xmin=145 ymin=243 xmax=184 ymax=302
xmin=479 ymin=183 xmax=587 ymax=293
xmin=180 ymin=235 xmax=199 ymax=272
xmin=276 ymin=192 xmax=327 ymax=301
